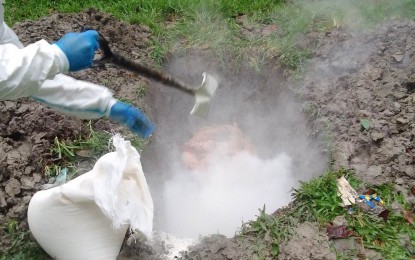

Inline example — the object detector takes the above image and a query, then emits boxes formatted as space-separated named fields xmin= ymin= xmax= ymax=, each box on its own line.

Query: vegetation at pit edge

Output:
xmin=0 ymin=220 xmax=47 ymax=260
xmin=7 ymin=0 xmax=415 ymax=72
xmin=241 ymin=169 xmax=415 ymax=259
xmin=44 ymin=121 xmax=147 ymax=178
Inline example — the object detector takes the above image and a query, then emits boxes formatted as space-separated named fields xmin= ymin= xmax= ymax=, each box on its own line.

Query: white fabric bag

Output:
xmin=28 ymin=135 xmax=154 ymax=260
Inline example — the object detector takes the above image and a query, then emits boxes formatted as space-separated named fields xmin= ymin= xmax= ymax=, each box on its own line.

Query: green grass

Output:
xmin=6 ymin=0 xmax=415 ymax=70
xmin=45 ymin=120 xmax=148 ymax=178
xmin=240 ymin=205 xmax=296 ymax=258
xmin=0 ymin=220 xmax=48 ymax=260
xmin=44 ymin=121 xmax=111 ymax=177
xmin=242 ymin=169 xmax=415 ymax=259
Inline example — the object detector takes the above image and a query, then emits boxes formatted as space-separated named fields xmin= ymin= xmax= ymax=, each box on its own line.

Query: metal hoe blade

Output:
xmin=190 ymin=73 xmax=218 ymax=117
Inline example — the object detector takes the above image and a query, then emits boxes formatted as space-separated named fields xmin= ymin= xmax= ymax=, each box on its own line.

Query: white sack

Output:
xmin=28 ymin=135 xmax=154 ymax=260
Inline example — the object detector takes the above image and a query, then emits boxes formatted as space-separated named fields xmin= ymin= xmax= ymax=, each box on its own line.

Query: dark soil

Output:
xmin=301 ymin=20 xmax=415 ymax=201
xmin=1 ymin=9 xmax=156 ymax=254
xmin=1 ymin=8 xmax=414 ymax=260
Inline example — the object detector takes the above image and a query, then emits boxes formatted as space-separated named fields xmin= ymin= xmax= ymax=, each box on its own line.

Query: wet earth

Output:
xmin=1 ymin=9 xmax=414 ymax=260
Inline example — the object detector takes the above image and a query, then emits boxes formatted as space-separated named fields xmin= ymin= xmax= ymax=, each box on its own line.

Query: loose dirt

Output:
xmin=1 ymin=8 xmax=414 ymax=260
xmin=301 ymin=20 xmax=415 ymax=202
xmin=1 ymin=9 xmax=156 ymax=254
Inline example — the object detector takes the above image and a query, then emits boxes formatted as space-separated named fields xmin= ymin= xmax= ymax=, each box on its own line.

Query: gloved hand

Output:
xmin=54 ymin=30 xmax=99 ymax=71
xmin=109 ymin=101 xmax=155 ymax=138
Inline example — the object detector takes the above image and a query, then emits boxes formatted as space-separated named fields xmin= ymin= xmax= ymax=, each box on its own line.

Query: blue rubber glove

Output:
xmin=109 ymin=101 xmax=155 ymax=138
xmin=54 ymin=30 xmax=99 ymax=71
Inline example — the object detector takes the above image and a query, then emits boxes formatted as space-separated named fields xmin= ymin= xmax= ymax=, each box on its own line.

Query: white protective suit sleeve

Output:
xmin=0 ymin=3 xmax=116 ymax=119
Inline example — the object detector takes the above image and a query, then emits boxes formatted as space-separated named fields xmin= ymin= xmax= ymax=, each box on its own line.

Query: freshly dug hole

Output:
xmin=141 ymin=49 xmax=328 ymax=239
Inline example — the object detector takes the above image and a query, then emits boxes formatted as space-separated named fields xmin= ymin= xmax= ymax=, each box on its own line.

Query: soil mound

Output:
xmin=302 ymin=20 xmax=415 ymax=196
xmin=1 ymin=9 xmax=156 ymax=251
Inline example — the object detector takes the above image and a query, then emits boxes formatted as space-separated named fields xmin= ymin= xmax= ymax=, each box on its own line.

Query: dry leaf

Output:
xmin=403 ymin=210 xmax=414 ymax=225
xmin=326 ymin=223 xmax=354 ymax=239
xmin=378 ymin=209 xmax=390 ymax=222
xmin=363 ymin=188 xmax=376 ymax=195
xmin=411 ymin=185 xmax=415 ymax=195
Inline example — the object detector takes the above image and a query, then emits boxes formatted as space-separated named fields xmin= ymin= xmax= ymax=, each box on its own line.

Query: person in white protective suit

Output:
xmin=0 ymin=2 xmax=154 ymax=138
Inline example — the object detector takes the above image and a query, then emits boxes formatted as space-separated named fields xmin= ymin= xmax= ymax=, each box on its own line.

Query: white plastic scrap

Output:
xmin=42 ymin=167 xmax=68 ymax=189
xmin=336 ymin=176 xmax=358 ymax=207
xmin=28 ymin=135 xmax=154 ymax=260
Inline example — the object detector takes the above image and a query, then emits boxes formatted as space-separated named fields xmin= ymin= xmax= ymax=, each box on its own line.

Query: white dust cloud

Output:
xmin=148 ymin=53 xmax=327 ymax=238
xmin=160 ymin=149 xmax=294 ymax=238
xmin=145 ymin=1 xmax=332 ymax=240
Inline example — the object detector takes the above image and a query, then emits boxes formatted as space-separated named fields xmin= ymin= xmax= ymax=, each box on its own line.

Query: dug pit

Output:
xmin=141 ymin=49 xmax=328 ymax=242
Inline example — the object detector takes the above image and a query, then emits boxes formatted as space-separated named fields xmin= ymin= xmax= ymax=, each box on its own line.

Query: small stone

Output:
xmin=364 ymin=249 xmax=382 ymax=260
xmin=391 ymin=201 xmax=403 ymax=214
xmin=140 ymin=24 xmax=151 ymax=32
xmin=22 ymin=195 xmax=32 ymax=204
xmin=396 ymin=118 xmax=409 ymax=124
xmin=393 ymin=92 xmax=407 ymax=100
xmin=398 ymin=234 xmax=415 ymax=253
xmin=15 ymin=104 xmax=31 ymax=114
xmin=5 ymin=178 xmax=21 ymax=197
xmin=369 ymin=68 xmax=383 ymax=81
xmin=362 ymin=165 xmax=388 ymax=186
xmin=20 ymin=176 xmax=35 ymax=190
xmin=333 ymin=238 xmax=360 ymax=253
xmin=393 ymin=54 xmax=404 ymax=62
xmin=393 ymin=102 xmax=401 ymax=111
xmin=371 ymin=132 xmax=385 ymax=141
xmin=333 ymin=216 xmax=348 ymax=226
xmin=404 ymin=166 xmax=415 ymax=178
xmin=0 ymin=190 xmax=7 ymax=208
xmin=358 ymin=110 xmax=371 ymax=117
xmin=7 ymin=204 xmax=26 ymax=218
xmin=24 ymin=166 xmax=35 ymax=175
xmin=395 ymin=178 xmax=406 ymax=185
xmin=33 ymin=173 xmax=42 ymax=183
xmin=383 ymin=109 xmax=394 ymax=117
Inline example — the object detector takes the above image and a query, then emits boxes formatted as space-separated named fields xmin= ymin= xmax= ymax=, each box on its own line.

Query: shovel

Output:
xmin=93 ymin=33 xmax=218 ymax=117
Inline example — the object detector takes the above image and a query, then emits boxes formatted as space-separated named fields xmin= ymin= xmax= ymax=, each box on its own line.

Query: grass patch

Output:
xmin=0 ymin=220 xmax=47 ymax=260
xmin=242 ymin=169 xmax=415 ymax=258
xmin=7 ymin=0 xmax=415 ymax=70
xmin=45 ymin=121 xmax=147 ymax=178
xmin=44 ymin=121 xmax=111 ymax=177
xmin=241 ymin=205 xmax=297 ymax=258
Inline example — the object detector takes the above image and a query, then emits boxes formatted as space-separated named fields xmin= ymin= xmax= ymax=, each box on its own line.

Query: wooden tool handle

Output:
xmin=111 ymin=54 xmax=196 ymax=95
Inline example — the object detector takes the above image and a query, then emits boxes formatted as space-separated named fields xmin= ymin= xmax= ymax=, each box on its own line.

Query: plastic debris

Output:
xmin=358 ymin=194 xmax=384 ymax=209
xmin=42 ymin=167 xmax=67 ymax=189
xmin=337 ymin=176 xmax=358 ymax=207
